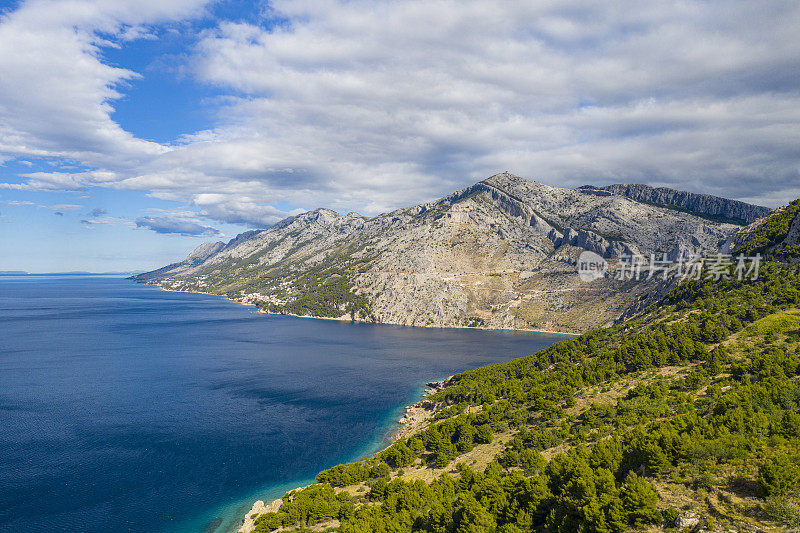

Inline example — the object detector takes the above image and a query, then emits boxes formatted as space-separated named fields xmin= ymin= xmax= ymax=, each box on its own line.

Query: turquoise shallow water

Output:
xmin=0 ymin=275 xmax=568 ymax=532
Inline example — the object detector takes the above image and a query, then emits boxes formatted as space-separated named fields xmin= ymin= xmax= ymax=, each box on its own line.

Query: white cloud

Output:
xmin=190 ymin=193 xmax=296 ymax=226
xmin=1 ymin=0 xmax=800 ymax=228
xmin=0 ymin=0 xmax=209 ymax=168
xmin=1 ymin=199 xmax=83 ymax=211
xmin=0 ymin=170 xmax=122 ymax=191
xmin=135 ymin=214 xmax=220 ymax=236
xmin=80 ymin=214 xmax=135 ymax=229
xmin=182 ymin=0 xmax=800 ymax=209
xmin=3 ymin=200 xmax=38 ymax=206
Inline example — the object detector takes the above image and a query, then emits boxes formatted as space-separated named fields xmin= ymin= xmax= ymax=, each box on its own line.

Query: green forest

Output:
xmin=248 ymin=205 xmax=800 ymax=533
xmin=256 ymin=268 xmax=372 ymax=319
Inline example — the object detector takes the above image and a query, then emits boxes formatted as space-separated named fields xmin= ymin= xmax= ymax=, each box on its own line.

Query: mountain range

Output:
xmin=134 ymin=173 xmax=771 ymax=333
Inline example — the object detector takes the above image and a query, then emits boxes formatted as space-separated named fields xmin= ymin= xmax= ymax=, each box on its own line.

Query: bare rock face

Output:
xmin=784 ymin=212 xmax=800 ymax=257
xmin=583 ymin=183 xmax=771 ymax=225
xmin=186 ymin=241 xmax=226 ymax=262
xmin=131 ymin=240 xmax=226 ymax=282
xmin=674 ymin=512 xmax=701 ymax=529
xmin=134 ymin=173 xmax=764 ymax=333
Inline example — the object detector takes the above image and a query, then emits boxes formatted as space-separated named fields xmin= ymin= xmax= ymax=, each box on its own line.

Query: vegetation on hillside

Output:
xmin=246 ymin=249 xmax=800 ymax=532
xmin=735 ymin=198 xmax=800 ymax=258
xmin=188 ymin=203 xmax=794 ymax=532
xmin=256 ymin=267 xmax=372 ymax=319
xmin=161 ymin=243 xmax=375 ymax=321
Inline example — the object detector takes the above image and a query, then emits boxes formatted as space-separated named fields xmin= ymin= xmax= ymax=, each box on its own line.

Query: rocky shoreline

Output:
xmin=153 ymin=281 xmax=575 ymax=336
xmin=391 ymin=379 xmax=447 ymax=441
xmin=236 ymin=378 xmax=448 ymax=533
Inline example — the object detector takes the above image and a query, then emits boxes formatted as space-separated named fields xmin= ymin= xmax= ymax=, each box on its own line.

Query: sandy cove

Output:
xmin=237 ymin=379 xmax=448 ymax=533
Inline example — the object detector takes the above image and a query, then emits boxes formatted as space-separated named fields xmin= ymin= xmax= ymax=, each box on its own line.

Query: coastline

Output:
xmin=236 ymin=378 xmax=448 ymax=533
xmin=142 ymin=280 xmax=574 ymax=532
xmin=149 ymin=283 xmax=577 ymax=337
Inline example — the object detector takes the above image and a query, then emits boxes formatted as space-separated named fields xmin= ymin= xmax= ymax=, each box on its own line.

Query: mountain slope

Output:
xmin=241 ymin=203 xmax=800 ymax=533
xmin=729 ymin=199 xmax=800 ymax=262
xmin=135 ymin=173 xmax=763 ymax=333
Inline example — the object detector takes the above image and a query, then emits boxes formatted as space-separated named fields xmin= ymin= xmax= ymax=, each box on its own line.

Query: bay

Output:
xmin=0 ymin=275 xmax=568 ymax=532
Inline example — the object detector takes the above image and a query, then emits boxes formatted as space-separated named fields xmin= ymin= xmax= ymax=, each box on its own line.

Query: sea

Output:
xmin=0 ymin=275 xmax=568 ymax=532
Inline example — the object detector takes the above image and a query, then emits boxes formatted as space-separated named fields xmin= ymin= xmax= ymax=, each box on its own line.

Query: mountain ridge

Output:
xmin=579 ymin=183 xmax=771 ymax=225
xmin=134 ymin=173 xmax=768 ymax=333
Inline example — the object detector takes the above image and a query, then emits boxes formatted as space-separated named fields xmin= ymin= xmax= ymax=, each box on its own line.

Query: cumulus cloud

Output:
xmin=135 ymin=215 xmax=220 ymax=236
xmin=190 ymin=193 xmax=300 ymax=226
xmin=183 ymin=0 xmax=800 ymax=208
xmin=1 ymin=0 xmax=800 ymax=226
xmin=90 ymin=207 xmax=107 ymax=217
xmin=0 ymin=0 xmax=209 ymax=168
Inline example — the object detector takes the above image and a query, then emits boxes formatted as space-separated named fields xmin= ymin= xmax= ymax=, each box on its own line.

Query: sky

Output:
xmin=0 ymin=0 xmax=799 ymax=273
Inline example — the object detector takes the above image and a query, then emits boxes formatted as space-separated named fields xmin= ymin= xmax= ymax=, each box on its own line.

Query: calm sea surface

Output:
xmin=0 ymin=275 xmax=568 ymax=532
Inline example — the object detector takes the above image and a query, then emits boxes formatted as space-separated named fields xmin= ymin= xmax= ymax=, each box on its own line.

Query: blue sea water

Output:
xmin=0 ymin=275 xmax=569 ymax=533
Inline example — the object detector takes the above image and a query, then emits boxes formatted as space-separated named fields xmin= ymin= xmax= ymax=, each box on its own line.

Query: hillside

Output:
xmin=240 ymin=202 xmax=800 ymax=533
xmin=729 ymin=199 xmax=800 ymax=262
xmin=134 ymin=173 xmax=767 ymax=334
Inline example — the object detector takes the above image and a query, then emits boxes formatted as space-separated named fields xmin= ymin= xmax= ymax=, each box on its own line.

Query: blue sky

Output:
xmin=1 ymin=0 xmax=799 ymax=272
xmin=0 ymin=0 xmax=273 ymax=272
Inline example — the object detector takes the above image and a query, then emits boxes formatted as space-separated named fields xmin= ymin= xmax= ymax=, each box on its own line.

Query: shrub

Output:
xmin=694 ymin=471 xmax=716 ymax=492
xmin=621 ymin=471 xmax=662 ymax=528
xmin=759 ymin=454 xmax=800 ymax=497
xmin=662 ymin=506 xmax=679 ymax=526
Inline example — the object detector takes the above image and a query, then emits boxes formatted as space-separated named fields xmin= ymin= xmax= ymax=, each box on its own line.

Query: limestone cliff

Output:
xmin=581 ymin=183 xmax=771 ymax=225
